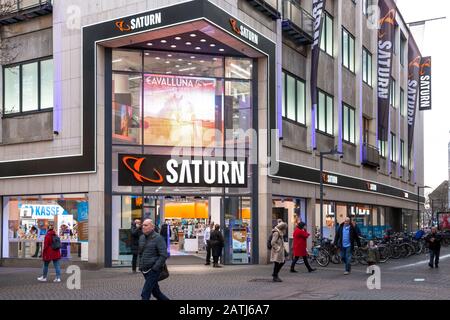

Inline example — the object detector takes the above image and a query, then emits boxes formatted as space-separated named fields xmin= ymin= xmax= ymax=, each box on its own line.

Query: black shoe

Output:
xmin=435 ymin=264 xmax=439 ymax=268
xmin=308 ymin=268 xmax=317 ymax=273
xmin=205 ymin=263 xmax=211 ymax=266
xmin=273 ymin=277 xmax=282 ymax=282
xmin=428 ymin=263 xmax=434 ymax=268
xmin=290 ymin=269 xmax=298 ymax=273
xmin=31 ymin=255 xmax=37 ymax=258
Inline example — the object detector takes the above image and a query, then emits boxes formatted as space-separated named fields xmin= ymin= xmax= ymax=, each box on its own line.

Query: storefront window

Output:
xmin=2 ymin=194 xmax=89 ymax=261
xmin=225 ymin=57 xmax=253 ymax=79
xmin=272 ymin=197 xmax=306 ymax=242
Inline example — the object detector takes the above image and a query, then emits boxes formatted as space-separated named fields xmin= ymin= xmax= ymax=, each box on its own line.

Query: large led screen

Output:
xmin=143 ymin=74 xmax=219 ymax=147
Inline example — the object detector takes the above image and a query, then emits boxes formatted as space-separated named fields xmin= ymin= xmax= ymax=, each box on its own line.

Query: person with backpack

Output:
xmin=37 ymin=224 xmax=62 ymax=283
xmin=270 ymin=221 xmax=288 ymax=282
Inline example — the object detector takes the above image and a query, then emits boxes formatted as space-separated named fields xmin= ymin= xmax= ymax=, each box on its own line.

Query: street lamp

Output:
xmin=417 ymin=186 xmax=431 ymax=229
xmin=319 ymin=147 xmax=344 ymax=238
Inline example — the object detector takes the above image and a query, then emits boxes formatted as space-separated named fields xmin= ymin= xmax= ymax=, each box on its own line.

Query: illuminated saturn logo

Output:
xmin=122 ymin=156 xmax=164 ymax=184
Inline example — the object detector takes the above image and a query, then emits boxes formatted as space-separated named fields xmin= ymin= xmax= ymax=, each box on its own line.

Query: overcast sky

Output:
xmin=396 ymin=0 xmax=450 ymax=191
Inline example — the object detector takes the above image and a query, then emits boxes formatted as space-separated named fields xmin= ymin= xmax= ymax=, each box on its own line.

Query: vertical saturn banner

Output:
xmin=311 ymin=0 xmax=326 ymax=150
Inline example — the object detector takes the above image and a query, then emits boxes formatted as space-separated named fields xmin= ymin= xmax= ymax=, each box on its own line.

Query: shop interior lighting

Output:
xmin=185 ymin=42 xmax=192 ymax=45
xmin=170 ymin=45 xmax=177 ymax=48
xmin=112 ymin=59 xmax=122 ymax=63
xmin=167 ymin=54 xmax=172 ymax=57
xmin=165 ymin=61 xmax=170 ymax=64
xmin=190 ymin=33 xmax=197 ymax=37
xmin=175 ymin=37 xmax=182 ymax=40
xmin=155 ymin=57 xmax=161 ymax=60
xmin=128 ymin=76 xmax=142 ymax=81
xmin=147 ymin=43 xmax=153 ymax=46
xmin=178 ymin=59 xmax=183 ymax=61
xmin=200 ymin=39 xmax=207 ymax=42
xmin=190 ymin=56 xmax=196 ymax=59
xmin=210 ymin=44 xmax=216 ymax=47
xmin=195 ymin=47 xmax=201 ymax=50
xmin=230 ymin=63 xmax=251 ymax=76
xmin=161 ymin=39 xmax=167 ymax=43
xmin=179 ymin=66 xmax=197 ymax=72
xmin=219 ymin=48 xmax=225 ymax=52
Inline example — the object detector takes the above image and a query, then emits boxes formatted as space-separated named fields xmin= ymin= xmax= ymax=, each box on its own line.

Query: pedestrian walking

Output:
xmin=366 ymin=240 xmax=380 ymax=274
xmin=209 ymin=224 xmax=224 ymax=268
xmin=270 ymin=221 xmax=288 ymax=282
xmin=425 ymin=227 xmax=442 ymax=268
xmin=334 ymin=217 xmax=361 ymax=275
xmin=290 ymin=222 xmax=316 ymax=273
xmin=131 ymin=219 xmax=143 ymax=273
xmin=204 ymin=222 xmax=214 ymax=265
xmin=160 ymin=221 xmax=171 ymax=247
xmin=139 ymin=219 xmax=170 ymax=300
xmin=37 ymin=224 xmax=62 ymax=283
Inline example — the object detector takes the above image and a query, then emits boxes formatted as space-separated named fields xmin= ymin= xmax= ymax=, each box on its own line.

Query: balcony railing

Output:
xmin=362 ymin=143 xmax=380 ymax=168
xmin=0 ymin=0 xmax=52 ymax=25
xmin=245 ymin=0 xmax=281 ymax=20
xmin=282 ymin=0 xmax=314 ymax=45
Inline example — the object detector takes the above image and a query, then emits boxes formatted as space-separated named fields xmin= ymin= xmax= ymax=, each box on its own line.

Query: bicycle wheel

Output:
xmin=391 ymin=245 xmax=402 ymax=259
xmin=331 ymin=253 xmax=341 ymax=264
xmin=378 ymin=246 xmax=390 ymax=263
xmin=316 ymin=249 xmax=330 ymax=267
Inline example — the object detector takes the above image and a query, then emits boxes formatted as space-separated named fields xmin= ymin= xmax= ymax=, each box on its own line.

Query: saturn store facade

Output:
xmin=0 ymin=0 xmax=276 ymax=268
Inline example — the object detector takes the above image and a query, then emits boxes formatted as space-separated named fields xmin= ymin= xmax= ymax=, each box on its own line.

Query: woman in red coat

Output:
xmin=37 ymin=225 xmax=62 ymax=282
xmin=291 ymin=222 xmax=316 ymax=273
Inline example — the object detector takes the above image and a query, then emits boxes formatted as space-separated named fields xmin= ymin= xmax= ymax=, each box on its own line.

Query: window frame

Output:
xmin=378 ymin=140 xmax=387 ymax=158
xmin=362 ymin=0 xmax=369 ymax=16
xmin=362 ymin=47 xmax=372 ymax=86
xmin=342 ymin=103 xmax=356 ymax=144
xmin=316 ymin=89 xmax=334 ymax=136
xmin=320 ymin=11 xmax=334 ymax=57
xmin=400 ymin=32 xmax=406 ymax=66
xmin=2 ymin=56 xmax=54 ymax=117
xmin=390 ymin=132 xmax=397 ymax=163
xmin=390 ymin=77 xmax=396 ymax=108
xmin=342 ymin=27 xmax=355 ymax=73
xmin=282 ymin=70 xmax=307 ymax=126
xmin=400 ymin=139 xmax=405 ymax=168
xmin=400 ymin=88 xmax=405 ymax=117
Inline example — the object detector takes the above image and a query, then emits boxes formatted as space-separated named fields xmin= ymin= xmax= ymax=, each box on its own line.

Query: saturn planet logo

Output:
xmin=122 ymin=156 xmax=164 ymax=184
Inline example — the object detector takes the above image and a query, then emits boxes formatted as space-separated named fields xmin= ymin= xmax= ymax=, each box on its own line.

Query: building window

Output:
xmin=378 ymin=140 xmax=387 ymax=158
xmin=282 ymin=71 xmax=306 ymax=125
xmin=2 ymin=58 xmax=53 ymax=115
xmin=316 ymin=90 xmax=334 ymax=135
xmin=400 ymin=88 xmax=405 ymax=116
xmin=320 ymin=12 xmax=334 ymax=56
xmin=390 ymin=132 xmax=397 ymax=163
xmin=390 ymin=77 xmax=396 ymax=108
xmin=342 ymin=28 xmax=355 ymax=72
xmin=362 ymin=47 xmax=372 ymax=86
xmin=400 ymin=139 xmax=405 ymax=168
xmin=362 ymin=0 xmax=369 ymax=16
xmin=363 ymin=117 xmax=370 ymax=144
xmin=343 ymin=103 xmax=355 ymax=144
xmin=400 ymin=33 xmax=406 ymax=66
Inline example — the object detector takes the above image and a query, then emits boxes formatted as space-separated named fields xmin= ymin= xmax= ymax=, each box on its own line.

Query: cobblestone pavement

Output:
xmin=1 ymin=249 xmax=450 ymax=300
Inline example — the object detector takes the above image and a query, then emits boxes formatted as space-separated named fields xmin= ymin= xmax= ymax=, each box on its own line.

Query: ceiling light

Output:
xmin=147 ymin=43 xmax=153 ymax=46
xmin=219 ymin=48 xmax=225 ymax=52
xmin=112 ymin=59 xmax=122 ymax=63
xmin=170 ymin=45 xmax=177 ymax=48
xmin=128 ymin=76 xmax=142 ymax=81
xmin=188 ymin=62 xmax=192 ymax=65
xmin=185 ymin=42 xmax=192 ymax=45
xmin=190 ymin=34 xmax=196 ymax=37
xmin=145 ymin=53 xmax=150 ymax=56
xmin=230 ymin=63 xmax=251 ymax=76
xmin=210 ymin=44 xmax=216 ymax=47
xmin=155 ymin=57 xmax=160 ymax=60
xmin=190 ymin=56 xmax=196 ymax=59
xmin=174 ymin=37 xmax=181 ymax=40
xmin=200 ymin=39 xmax=206 ymax=42
xmin=161 ymin=39 xmax=167 ymax=43
xmin=167 ymin=54 xmax=172 ymax=57
xmin=179 ymin=66 xmax=197 ymax=72
xmin=178 ymin=59 xmax=183 ymax=61
xmin=200 ymin=60 xmax=205 ymax=63
xmin=176 ymin=65 xmax=180 ymax=68
xmin=165 ymin=61 xmax=170 ymax=64
xmin=195 ymin=47 xmax=201 ymax=50
xmin=166 ymin=71 xmax=172 ymax=74
xmin=213 ymin=58 xmax=218 ymax=61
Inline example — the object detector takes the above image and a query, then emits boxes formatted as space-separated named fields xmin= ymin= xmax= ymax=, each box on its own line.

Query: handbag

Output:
xmin=158 ymin=263 xmax=169 ymax=282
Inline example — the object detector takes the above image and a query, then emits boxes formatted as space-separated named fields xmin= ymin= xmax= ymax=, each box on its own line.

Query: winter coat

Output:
xmin=131 ymin=224 xmax=143 ymax=255
xmin=42 ymin=230 xmax=61 ymax=262
xmin=160 ymin=224 xmax=171 ymax=244
xmin=425 ymin=233 xmax=442 ymax=251
xmin=334 ymin=223 xmax=361 ymax=250
xmin=367 ymin=247 xmax=380 ymax=263
xmin=209 ymin=230 xmax=224 ymax=257
xmin=270 ymin=227 xmax=286 ymax=263
xmin=138 ymin=231 xmax=168 ymax=272
xmin=292 ymin=227 xmax=309 ymax=257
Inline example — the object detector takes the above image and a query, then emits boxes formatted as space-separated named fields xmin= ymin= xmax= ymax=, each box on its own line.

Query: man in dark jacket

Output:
xmin=131 ymin=219 xmax=142 ymax=273
xmin=138 ymin=219 xmax=169 ymax=300
xmin=334 ymin=217 xmax=361 ymax=275
xmin=425 ymin=227 xmax=442 ymax=268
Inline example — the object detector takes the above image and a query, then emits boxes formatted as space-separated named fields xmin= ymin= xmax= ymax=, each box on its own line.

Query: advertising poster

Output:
xmin=77 ymin=202 xmax=89 ymax=242
xmin=232 ymin=227 xmax=247 ymax=253
xmin=439 ymin=214 xmax=450 ymax=231
xmin=119 ymin=229 xmax=132 ymax=255
xmin=143 ymin=74 xmax=217 ymax=147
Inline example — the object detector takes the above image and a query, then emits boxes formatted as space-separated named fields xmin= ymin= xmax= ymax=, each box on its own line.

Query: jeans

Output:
xmin=141 ymin=270 xmax=170 ymax=301
xmin=272 ymin=262 xmax=285 ymax=277
xmin=429 ymin=248 xmax=440 ymax=267
xmin=340 ymin=247 xmax=352 ymax=272
xmin=43 ymin=260 xmax=61 ymax=278
xmin=291 ymin=256 xmax=313 ymax=271
xmin=205 ymin=241 xmax=211 ymax=263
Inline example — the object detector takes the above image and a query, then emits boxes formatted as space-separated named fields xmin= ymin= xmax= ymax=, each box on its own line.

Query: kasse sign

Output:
xmin=119 ymin=155 xmax=248 ymax=188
